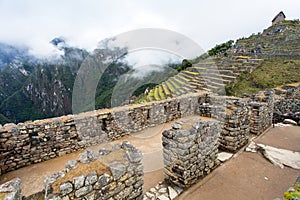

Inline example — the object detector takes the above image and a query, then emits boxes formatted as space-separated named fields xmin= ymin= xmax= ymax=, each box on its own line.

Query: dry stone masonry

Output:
xmin=0 ymin=91 xmax=276 ymax=175
xmin=273 ymin=84 xmax=300 ymax=125
xmin=43 ymin=141 xmax=143 ymax=200
xmin=219 ymin=99 xmax=251 ymax=152
xmin=249 ymin=90 xmax=274 ymax=135
xmin=162 ymin=118 xmax=222 ymax=188
xmin=0 ymin=94 xmax=200 ymax=174
xmin=0 ymin=89 xmax=278 ymax=200
xmin=0 ymin=178 xmax=22 ymax=200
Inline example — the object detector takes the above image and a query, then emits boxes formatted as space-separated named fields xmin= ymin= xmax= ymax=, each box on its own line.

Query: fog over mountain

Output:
xmin=0 ymin=0 xmax=299 ymax=55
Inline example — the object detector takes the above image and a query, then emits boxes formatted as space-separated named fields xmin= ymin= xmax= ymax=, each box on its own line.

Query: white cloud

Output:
xmin=0 ymin=0 xmax=299 ymax=57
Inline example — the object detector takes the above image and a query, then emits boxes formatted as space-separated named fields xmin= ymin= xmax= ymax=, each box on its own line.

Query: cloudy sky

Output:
xmin=0 ymin=0 xmax=299 ymax=56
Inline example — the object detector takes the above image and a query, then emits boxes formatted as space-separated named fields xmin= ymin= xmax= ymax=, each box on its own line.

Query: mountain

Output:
xmin=135 ymin=19 xmax=300 ymax=102
xmin=0 ymin=43 xmax=33 ymax=69
xmin=0 ymin=40 xmax=130 ymax=124
xmin=0 ymin=39 xmax=180 ymax=124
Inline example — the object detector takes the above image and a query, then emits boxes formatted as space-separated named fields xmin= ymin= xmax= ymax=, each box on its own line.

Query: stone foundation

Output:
xmin=44 ymin=141 xmax=143 ymax=200
xmin=0 ymin=142 xmax=144 ymax=200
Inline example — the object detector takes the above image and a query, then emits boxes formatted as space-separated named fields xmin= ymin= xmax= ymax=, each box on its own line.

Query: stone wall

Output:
xmin=274 ymin=99 xmax=300 ymax=125
xmin=45 ymin=142 xmax=143 ymax=200
xmin=197 ymin=94 xmax=226 ymax=120
xmin=249 ymin=90 xmax=274 ymax=135
xmin=0 ymin=93 xmax=201 ymax=174
xmin=0 ymin=90 xmax=275 ymax=175
xmin=0 ymin=142 xmax=143 ymax=200
xmin=219 ymin=99 xmax=251 ymax=152
xmin=0 ymin=178 xmax=22 ymax=200
xmin=162 ymin=118 xmax=222 ymax=188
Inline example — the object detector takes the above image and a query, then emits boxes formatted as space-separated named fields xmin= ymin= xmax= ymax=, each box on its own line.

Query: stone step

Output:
xmin=154 ymin=87 xmax=161 ymax=101
xmin=180 ymin=72 xmax=195 ymax=80
xmin=205 ymin=80 xmax=227 ymax=89
xmin=209 ymin=66 xmax=237 ymax=71
xmin=204 ymin=76 xmax=231 ymax=84
xmin=158 ymin=85 xmax=166 ymax=100
xmin=175 ymin=88 xmax=185 ymax=96
xmin=147 ymin=89 xmax=155 ymax=101
xmin=203 ymin=72 xmax=236 ymax=82
xmin=172 ymin=77 xmax=186 ymax=87
xmin=165 ymin=80 xmax=176 ymax=93
xmin=176 ymin=74 xmax=190 ymax=82
xmin=182 ymin=70 xmax=200 ymax=76
xmin=162 ymin=82 xmax=172 ymax=97
xmin=188 ymin=66 xmax=207 ymax=73
xmin=210 ymin=70 xmax=237 ymax=77
xmin=206 ymin=84 xmax=221 ymax=91
xmin=189 ymin=80 xmax=206 ymax=90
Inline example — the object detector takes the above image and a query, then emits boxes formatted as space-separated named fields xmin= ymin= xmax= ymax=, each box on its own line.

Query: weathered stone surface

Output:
xmin=44 ymin=171 xmax=66 ymax=191
xmin=79 ymin=150 xmax=99 ymax=164
xmin=163 ymin=118 xmax=222 ymax=188
xmin=99 ymin=148 xmax=111 ymax=155
xmin=65 ymin=160 xmax=77 ymax=172
xmin=125 ymin=149 xmax=143 ymax=163
xmin=218 ymin=152 xmax=233 ymax=162
xmin=60 ymin=182 xmax=73 ymax=196
xmin=98 ymin=173 xmax=111 ymax=187
xmin=0 ymin=178 xmax=22 ymax=200
xmin=171 ymin=123 xmax=182 ymax=130
xmin=168 ymin=186 xmax=178 ymax=199
xmin=74 ymin=175 xmax=85 ymax=189
xmin=109 ymin=161 xmax=126 ymax=180
xmin=75 ymin=185 xmax=92 ymax=198
xmin=85 ymin=171 xmax=97 ymax=185
xmin=283 ymin=119 xmax=297 ymax=126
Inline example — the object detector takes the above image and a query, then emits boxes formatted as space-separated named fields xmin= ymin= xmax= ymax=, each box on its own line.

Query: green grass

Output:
xmin=226 ymin=59 xmax=300 ymax=96
xmin=177 ymin=74 xmax=190 ymax=82
xmin=166 ymin=81 xmax=175 ymax=92
xmin=158 ymin=86 xmax=166 ymax=99
xmin=173 ymin=77 xmax=185 ymax=85
xmin=162 ymin=83 xmax=171 ymax=96
xmin=184 ymin=70 xmax=200 ymax=75
xmin=154 ymin=87 xmax=160 ymax=100
xmin=147 ymin=89 xmax=155 ymax=100
xmin=170 ymin=79 xmax=180 ymax=89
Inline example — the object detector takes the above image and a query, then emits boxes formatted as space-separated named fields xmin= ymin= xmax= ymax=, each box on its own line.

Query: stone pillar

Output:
xmin=162 ymin=118 xmax=222 ymax=188
xmin=219 ymin=100 xmax=251 ymax=152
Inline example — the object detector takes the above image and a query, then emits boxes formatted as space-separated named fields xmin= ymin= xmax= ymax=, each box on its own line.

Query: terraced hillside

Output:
xmin=137 ymin=20 xmax=300 ymax=102
xmin=233 ymin=20 xmax=300 ymax=58
xmin=139 ymin=55 xmax=263 ymax=102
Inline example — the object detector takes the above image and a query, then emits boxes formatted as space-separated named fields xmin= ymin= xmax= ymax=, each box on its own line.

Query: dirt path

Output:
xmin=177 ymin=126 xmax=300 ymax=200
xmin=0 ymin=115 xmax=201 ymax=197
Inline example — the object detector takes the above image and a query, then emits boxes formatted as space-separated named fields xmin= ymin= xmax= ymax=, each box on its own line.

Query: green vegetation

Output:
xmin=282 ymin=19 xmax=300 ymax=26
xmin=283 ymin=183 xmax=300 ymax=200
xmin=184 ymin=70 xmax=199 ymax=75
xmin=208 ymin=40 xmax=234 ymax=56
xmin=176 ymin=59 xmax=192 ymax=72
xmin=0 ymin=114 xmax=11 ymax=124
xmin=226 ymin=59 xmax=300 ymax=96
xmin=190 ymin=53 xmax=209 ymax=64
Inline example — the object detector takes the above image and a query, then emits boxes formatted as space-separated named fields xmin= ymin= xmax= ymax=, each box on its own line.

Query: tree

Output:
xmin=208 ymin=40 xmax=234 ymax=56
